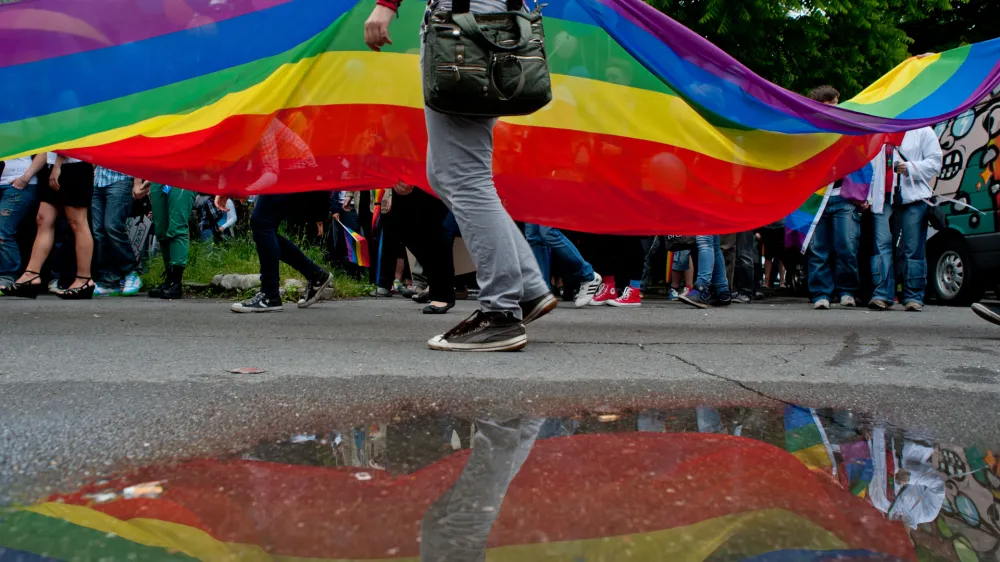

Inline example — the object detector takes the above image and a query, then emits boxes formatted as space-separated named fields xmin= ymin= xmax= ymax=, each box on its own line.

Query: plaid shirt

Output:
xmin=93 ymin=166 xmax=131 ymax=188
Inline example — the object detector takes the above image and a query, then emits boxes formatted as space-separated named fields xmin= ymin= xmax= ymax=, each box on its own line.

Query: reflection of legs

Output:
xmin=420 ymin=418 xmax=542 ymax=562
xmin=424 ymin=108 xmax=547 ymax=316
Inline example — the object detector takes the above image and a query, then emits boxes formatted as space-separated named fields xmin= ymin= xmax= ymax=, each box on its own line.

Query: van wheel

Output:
xmin=929 ymin=236 xmax=984 ymax=306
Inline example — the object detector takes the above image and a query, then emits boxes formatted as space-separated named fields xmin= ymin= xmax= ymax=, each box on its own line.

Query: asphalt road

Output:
xmin=2 ymin=294 xmax=999 ymax=504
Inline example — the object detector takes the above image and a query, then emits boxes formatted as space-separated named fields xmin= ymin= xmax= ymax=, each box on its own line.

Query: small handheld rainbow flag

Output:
xmin=338 ymin=220 xmax=369 ymax=268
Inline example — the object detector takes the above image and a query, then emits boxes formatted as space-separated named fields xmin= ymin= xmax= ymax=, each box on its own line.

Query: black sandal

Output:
xmin=57 ymin=276 xmax=96 ymax=300
xmin=1 ymin=270 xmax=43 ymax=299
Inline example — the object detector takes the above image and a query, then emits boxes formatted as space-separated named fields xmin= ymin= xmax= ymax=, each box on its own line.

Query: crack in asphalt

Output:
xmin=648 ymin=350 xmax=795 ymax=406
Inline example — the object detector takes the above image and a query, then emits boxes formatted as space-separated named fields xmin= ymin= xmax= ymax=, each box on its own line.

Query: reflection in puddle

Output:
xmin=1 ymin=405 xmax=997 ymax=561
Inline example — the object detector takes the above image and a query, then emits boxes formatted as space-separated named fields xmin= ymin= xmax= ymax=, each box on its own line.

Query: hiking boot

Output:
xmin=520 ymin=293 xmax=557 ymax=325
xmin=159 ymin=282 xmax=183 ymax=300
xmin=574 ymin=273 xmax=602 ymax=308
xmin=231 ymin=292 xmax=283 ymax=313
xmin=428 ymin=310 xmax=527 ymax=352
xmin=298 ymin=270 xmax=333 ymax=309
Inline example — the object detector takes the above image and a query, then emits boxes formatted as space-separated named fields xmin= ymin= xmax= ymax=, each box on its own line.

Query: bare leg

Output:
xmin=778 ymin=262 xmax=787 ymax=288
xmin=395 ymin=257 xmax=405 ymax=284
xmin=64 ymin=206 xmax=94 ymax=289
xmin=15 ymin=202 xmax=59 ymax=284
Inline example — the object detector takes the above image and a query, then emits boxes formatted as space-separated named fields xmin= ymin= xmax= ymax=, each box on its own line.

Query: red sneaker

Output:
xmin=609 ymin=286 xmax=642 ymax=307
xmin=589 ymin=278 xmax=616 ymax=306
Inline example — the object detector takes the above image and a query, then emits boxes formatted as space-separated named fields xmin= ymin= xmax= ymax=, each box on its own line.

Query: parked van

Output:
xmin=927 ymin=85 xmax=1000 ymax=305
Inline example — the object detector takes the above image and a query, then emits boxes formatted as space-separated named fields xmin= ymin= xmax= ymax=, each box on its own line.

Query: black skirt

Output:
xmin=38 ymin=162 xmax=94 ymax=209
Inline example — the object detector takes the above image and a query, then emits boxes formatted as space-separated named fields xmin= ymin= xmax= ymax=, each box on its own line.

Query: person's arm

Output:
xmin=13 ymin=153 xmax=47 ymax=189
xmin=364 ymin=1 xmax=398 ymax=51
xmin=48 ymin=154 xmax=66 ymax=189
xmin=905 ymin=129 xmax=944 ymax=186
xmin=219 ymin=200 xmax=237 ymax=231
xmin=132 ymin=178 xmax=151 ymax=200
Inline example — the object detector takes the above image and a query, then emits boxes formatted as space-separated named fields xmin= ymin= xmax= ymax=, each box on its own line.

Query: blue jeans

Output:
xmin=695 ymin=235 xmax=729 ymax=296
xmin=892 ymin=200 xmax=928 ymax=305
xmin=871 ymin=206 xmax=894 ymax=303
xmin=672 ymin=249 xmax=691 ymax=271
xmin=806 ymin=195 xmax=861 ymax=302
xmin=0 ymin=182 xmax=38 ymax=284
xmin=524 ymin=224 xmax=594 ymax=287
xmin=91 ymin=179 xmax=135 ymax=285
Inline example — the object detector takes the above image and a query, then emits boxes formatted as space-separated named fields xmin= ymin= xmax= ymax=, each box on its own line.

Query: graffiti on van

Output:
xmin=910 ymin=445 xmax=1000 ymax=561
xmin=933 ymin=85 xmax=1000 ymax=237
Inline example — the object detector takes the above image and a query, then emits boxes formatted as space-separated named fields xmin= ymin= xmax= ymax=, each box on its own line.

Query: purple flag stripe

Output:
xmin=0 ymin=0 xmax=290 ymax=68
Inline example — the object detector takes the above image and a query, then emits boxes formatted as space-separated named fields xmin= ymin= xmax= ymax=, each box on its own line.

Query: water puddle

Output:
xmin=1 ymin=404 xmax=998 ymax=561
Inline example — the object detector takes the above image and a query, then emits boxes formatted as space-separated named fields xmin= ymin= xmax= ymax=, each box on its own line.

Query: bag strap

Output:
xmin=452 ymin=10 xmax=532 ymax=52
xmin=450 ymin=0 xmax=523 ymax=14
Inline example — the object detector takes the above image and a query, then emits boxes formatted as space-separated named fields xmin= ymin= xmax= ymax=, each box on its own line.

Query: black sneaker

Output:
xmin=297 ymin=270 xmax=333 ymax=309
xmin=732 ymin=292 xmax=752 ymax=304
xmin=520 ymin=293 xmax=558 ymax=324
xmin=710 ymin=292 xmax=732 ymax=307
xmin=427 ymin=310 xmax=527 ymax=352
xmin=148 ymin=281 xmax=169 ymax=298
xmin=231 ymin=292 xmax=283 ymax=313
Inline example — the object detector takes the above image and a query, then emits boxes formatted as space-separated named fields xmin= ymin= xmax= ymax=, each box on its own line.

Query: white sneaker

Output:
xmin=122 ymin=272 xmax=143 ymax=296
xmin=574 ymin=273 xmax=602 ymax=308
xmin=840 ymin=295 xmax=856 ymax=307
xmin=814 ymin=299 xmax=831 ymax=310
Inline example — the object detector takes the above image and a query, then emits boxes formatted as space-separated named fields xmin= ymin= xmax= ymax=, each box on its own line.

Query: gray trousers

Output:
xmin=420 ymin=418 xmax=542 ymax=561
xmin=424 ymin=107 xmax=549 ymax=317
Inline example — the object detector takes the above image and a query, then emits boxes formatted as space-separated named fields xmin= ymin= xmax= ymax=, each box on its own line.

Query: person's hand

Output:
xmin=382 ymin=195 xmax=392 ymax=214
xmin=133 ymin=180 xmax=150 ymax=200
xmin=214 ymin=195 xmax=230 ymax=212
xmin=332 ymin=212 xmax=341 ymax=223
xmin=48 ymin=166 xmax=61 ymax=190
xmin=393 ymin=182 xmax=414 ymax=196
xmin=854 ymin=200 xmax=871 ymax=212
xmin=12 ymin=176 xmax=29 ymax=189
xmin=316 ymin=222 xmax=325 ymax=237
xmin=364 ymin=5 xmax=395 ymax=51
xmin=342 ymin=199 xmax=353 ymax=212
xmin=894 ymin=162 xmax=909 ymax=176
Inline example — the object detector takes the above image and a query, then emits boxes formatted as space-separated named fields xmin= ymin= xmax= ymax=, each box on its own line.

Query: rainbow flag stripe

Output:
xmin=1 ymin=0 xmax=998 ymax=234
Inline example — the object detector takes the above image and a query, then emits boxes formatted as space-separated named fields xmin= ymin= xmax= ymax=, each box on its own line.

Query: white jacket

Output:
xmin=894 ymin=127 xmax=943 ymax=205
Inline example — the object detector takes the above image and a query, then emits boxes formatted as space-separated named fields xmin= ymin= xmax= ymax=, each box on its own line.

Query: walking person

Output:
xmin=220 ymin=191 xmax=333 ymax=313
xmin=91 ymin=165 xmax=143 ymax=296
xmin=2 ymin=154 xmax=96 ymax=299
xmin=364 ymin=0 xmax=555 ymax=351
xmin=392 ymin=183 xmax=458 ymax=314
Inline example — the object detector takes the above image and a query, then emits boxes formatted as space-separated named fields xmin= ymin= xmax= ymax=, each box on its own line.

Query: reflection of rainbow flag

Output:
xmin=339 ymin=220 xmax=369 ymax=267
xmin=785 ymin=406 xmax=837 ymax=476
xmin=0 ymin=433 xmax=916 ymax=561
xmin=0 ymin=0 xmax=997 ymax=234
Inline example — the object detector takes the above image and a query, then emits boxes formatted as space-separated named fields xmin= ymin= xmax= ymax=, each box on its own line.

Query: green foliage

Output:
xmin=141 ymin=235 xmax=373 ymax=302
xmin=646 ymin=0 xmax=991 ymax=98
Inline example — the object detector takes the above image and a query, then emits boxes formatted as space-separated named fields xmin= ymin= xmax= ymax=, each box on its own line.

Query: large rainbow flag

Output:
xmin=1 ymin=0 xmax=999 ymax=234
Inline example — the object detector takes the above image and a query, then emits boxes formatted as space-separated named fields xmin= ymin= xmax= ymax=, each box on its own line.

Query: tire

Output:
xmin=928 ymin=234 xmax=984 ymax=306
